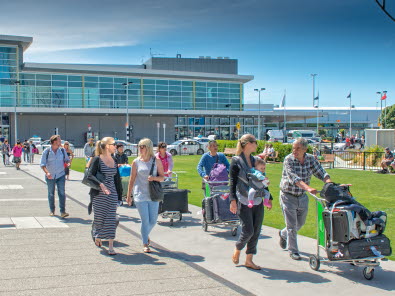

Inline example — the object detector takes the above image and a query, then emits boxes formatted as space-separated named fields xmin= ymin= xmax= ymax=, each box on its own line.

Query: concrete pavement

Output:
xmin=1 ymin=157 xmax=394 ymax=295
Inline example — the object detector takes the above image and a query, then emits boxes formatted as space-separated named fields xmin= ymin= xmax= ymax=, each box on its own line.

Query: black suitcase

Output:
xmin=329 ymin=234 xmax=392 ymax=260
xmin=158 ymin=189 xmax=189 ymax=214
xmin=202 ymin=197 xmax=214 ymax=223
xmin=212 ymin=195 xmax=238 ymax=222
xmin=323 ymin=210 xmax=353 ymax=242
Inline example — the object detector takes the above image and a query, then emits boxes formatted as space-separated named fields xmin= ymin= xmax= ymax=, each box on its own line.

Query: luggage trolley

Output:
xmin=159 ymin=172 xmax=191 ymax=226
xmin=201 ymin=179 xmax=239 ymax=236
xmin=308 ymin=192 xmax=386 ymax=280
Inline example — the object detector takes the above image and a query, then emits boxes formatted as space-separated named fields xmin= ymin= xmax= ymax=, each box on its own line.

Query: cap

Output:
xmin=385 ymin=147 xmax=390 ymax=150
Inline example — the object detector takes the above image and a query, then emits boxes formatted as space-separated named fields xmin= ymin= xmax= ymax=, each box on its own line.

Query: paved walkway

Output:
xmin=0 ymin=158 xmax=394 ymax=295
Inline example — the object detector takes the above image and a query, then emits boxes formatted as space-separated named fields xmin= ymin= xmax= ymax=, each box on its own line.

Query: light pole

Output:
xmin=13 ymin=80 xmax=20 ymax=143
xmin=254 ymin=88 xmax=265 ymax=140
xmin=122 ymin=81 xmax=133 ymax=141
xmin=311 ymin=74 xmax=318 ymax=134
xmin=157 ymin=122 xmax=160 ymax=144
xmin=376 ymin=91 xmax=387 ymax=128
xmin=163 ymin=123 xmax=166 ymax=142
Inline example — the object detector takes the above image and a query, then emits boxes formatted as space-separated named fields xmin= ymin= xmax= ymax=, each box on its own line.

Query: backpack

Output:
xmin=209 ymin=155 xmax=228 ymax=182
xmin=320 ymin=183 xmax=353 ymax=204
xmin=44 ymin=147 xmax=66 ymax=162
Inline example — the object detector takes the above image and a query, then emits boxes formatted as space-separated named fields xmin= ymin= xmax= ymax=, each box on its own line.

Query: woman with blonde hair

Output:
xmin=229 ymin=134 xmax=265 ymax=270
xmin=87 ymin=137 xmax=122 ymax=255
xmin=127 ymin=138 xmax=164 ymax=253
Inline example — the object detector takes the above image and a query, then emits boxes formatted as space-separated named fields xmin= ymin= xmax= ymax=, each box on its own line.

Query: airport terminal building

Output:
xmin=0 ymin=35 xmax=379 ymax=146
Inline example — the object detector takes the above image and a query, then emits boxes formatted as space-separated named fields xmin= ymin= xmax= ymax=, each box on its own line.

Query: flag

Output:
xmin=280 ymin=93 xmax=286 ymax=107
xmin=347 ymin=92 xmax=351 ymax=99
xmin=313 ymin=92 xmax=319 ymax=107
xmin=381 ymin=93 xmax=387 ymax=100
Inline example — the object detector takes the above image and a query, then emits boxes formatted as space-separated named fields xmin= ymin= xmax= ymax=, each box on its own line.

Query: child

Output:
xmin=247 ymin=158 xmax=272 ymax=209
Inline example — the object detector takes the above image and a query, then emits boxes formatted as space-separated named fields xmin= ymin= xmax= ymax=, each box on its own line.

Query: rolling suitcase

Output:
xmin=212 ymin=195 xmax=238 ymax=223
xmin=159 ymin=189 xmax=189 ymax=214
xmin=323 ymin=209 xmax=353 ymax=242
xmin=202 ymin=197 xmax=214 ymax=223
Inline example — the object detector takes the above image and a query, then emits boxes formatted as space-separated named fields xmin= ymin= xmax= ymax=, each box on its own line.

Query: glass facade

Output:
xmin=0 ymin=49 xmax=243 ymax=111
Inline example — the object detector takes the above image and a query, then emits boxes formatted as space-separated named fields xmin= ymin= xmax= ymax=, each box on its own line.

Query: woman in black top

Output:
xmin=229 ymin=134 xmax=265 ymax=270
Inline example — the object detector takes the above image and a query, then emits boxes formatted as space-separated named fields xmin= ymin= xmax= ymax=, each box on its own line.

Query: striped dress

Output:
xmin=92 ymin=159 xmax=118 ymax=240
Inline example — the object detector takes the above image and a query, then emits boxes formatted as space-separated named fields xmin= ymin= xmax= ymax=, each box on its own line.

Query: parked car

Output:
xmin=167 ymin=139 xmax=207 ymax=156
xmin=28 ymin=137 xmax=42 ymax=145
xmin=194 ymin=137 xmax=211 ymax=150
xmin=36 ymin=140 xmax=75 ymax=154
xmin=115 ymin=140 xmax=137 ymax=156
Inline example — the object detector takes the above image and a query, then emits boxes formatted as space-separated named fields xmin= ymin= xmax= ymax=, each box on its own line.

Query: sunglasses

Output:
xmin=139 ymin=145 xmax=146 ymax=149
xmin=109 ymin=143 xmax=117 ymax=146
xmin=250 ymin=140 xmax=257 ymax=144
xmin=160 ymin=145 xmax=167 ymax=148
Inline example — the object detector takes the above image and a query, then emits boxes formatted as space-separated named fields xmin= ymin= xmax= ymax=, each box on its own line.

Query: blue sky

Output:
xmin=1 ymin=0 xmax=394 ymax=107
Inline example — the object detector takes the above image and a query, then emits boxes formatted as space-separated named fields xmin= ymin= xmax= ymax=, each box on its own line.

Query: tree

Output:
xmin=378 ymin=104 xmax=395 ymax=129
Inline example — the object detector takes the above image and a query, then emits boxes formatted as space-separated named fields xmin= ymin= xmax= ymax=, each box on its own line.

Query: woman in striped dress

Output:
xmin=87 ymin=137 xmax=122 ymax=255
xmin=126 ymin=138 xmax=164 ymax=253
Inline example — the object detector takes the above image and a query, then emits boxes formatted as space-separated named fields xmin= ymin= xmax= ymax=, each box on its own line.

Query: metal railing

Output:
xmin=332 ymin=151 xmax=385 ymax=171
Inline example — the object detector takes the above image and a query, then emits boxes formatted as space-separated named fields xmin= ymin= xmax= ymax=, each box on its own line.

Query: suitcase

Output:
xmin=158 ymin=189 xmax=189 ymax=214
xmin=323 ymin=209 xmax=353 ymax=242
xmin=212 ymin=195 xmax=238 ymax=222
xmin=202 ymin=197 xmax=214 ymax=223
xmin=329 ymin=234 xmax=392 ymax=260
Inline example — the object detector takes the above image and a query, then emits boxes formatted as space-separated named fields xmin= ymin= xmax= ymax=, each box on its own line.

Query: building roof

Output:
xmin=0 ymin=34 xmax=33 ymax=51
xmin=23 ymin=62 xmax=254 ymax=83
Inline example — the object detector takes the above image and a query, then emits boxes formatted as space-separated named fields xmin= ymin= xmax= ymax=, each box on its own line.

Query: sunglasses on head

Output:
xmin=250 ymin=140 xmax=257 ymax=144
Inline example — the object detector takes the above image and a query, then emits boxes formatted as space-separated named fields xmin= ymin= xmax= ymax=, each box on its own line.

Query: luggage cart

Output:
xmin=308 ymin=192 xmax=386 ymax=280
xmin=159 ymin=172 xmax=191 ymax=226
xmin=202 ymin=179 xmax=239 ymax=236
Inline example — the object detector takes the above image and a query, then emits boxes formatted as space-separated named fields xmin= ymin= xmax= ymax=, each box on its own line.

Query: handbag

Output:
xmin=81 ymin=158 xmax=105 ymax=190
xmin=148 ymin=158 xmax=164 ymax=202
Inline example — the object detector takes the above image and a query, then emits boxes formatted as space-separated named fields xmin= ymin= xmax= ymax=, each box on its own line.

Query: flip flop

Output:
xmin=143 ymin=247 xmax=151 ymax=253
xmin=94 ymin=239 xmax=102 ymax=247
xmin=108 ymin=249 xmax=117 ymax=256
xmin=245 ymin=263 xmax=262 ymax=270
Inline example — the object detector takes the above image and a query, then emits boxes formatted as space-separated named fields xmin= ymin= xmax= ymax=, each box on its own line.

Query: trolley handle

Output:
xmin=307 ymin=191 xmax=326 ymax=202
xmin=203 ymin=179 xmax=230 ymax=186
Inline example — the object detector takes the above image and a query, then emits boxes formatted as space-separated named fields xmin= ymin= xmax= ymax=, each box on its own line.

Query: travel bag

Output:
xmin=158 ymin=189 xmax=189 ymax=214
xmin=212 ymin=194 xmax=238 ymax=222
xmin=323 ymin=209 xmax=354 ymax=242
xmin=328 ymin=234 xmax=392 ymax=260
xmin=202 ymin=197 xmax=214 ymax=223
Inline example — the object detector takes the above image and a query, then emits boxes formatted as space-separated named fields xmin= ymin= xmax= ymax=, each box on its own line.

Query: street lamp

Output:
xmin=122 ymin=81 xmax=133 ymax=141
xmin=254 ymin=88 xmax=266 ymax=140
xmin=311 ymin=74 xmax=318 ymax=134
xmin=13 ymin=80 xmax=20 ymax=143
xmin=376 ymin=91 xmax=387 ymax=128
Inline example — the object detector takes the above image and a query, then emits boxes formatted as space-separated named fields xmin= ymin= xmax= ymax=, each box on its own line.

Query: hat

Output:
xmin=385 ymin=147 xmax=390 ymax=150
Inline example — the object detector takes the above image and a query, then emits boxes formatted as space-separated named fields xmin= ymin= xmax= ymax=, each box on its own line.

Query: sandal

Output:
xmin=108 ymin=249 xmax=117 ymax=256
xmin=94 ymin=238 xmax=102 ymax=247
xmin=245 ymin=263 xmax=262 ymax=270
xmin=143 ymin=246 xmax=151 ymax=253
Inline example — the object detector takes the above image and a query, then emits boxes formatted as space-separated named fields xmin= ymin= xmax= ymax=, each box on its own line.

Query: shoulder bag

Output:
xmin=148 ymin=158 xmax=164 ymax=202
xmin=82 ymin=157 xmax=105 ymax=190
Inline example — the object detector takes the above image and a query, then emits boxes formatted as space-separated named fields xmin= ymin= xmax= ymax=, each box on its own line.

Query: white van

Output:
xmin=287 ymin=130 xmax=320 ymax=143
xmin=267 ymin=130 xmax=284 ymax=142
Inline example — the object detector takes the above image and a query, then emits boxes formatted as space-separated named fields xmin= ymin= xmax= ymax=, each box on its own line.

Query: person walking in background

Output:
xmin=360 ymin=135 xmax=365 ymax=149
xmin=87 ymin=137 xmax=122 ymax=255
xmin=63 ymin=141 xmax=74 ymax=180
xmin=114 ymin=143 xmax=128 ymax=166
xmin=28 ymin=140 xmax=36 ymax=164
xmin=127 ymin=138 xmax=164 ymax=253
xmin=1 ymin=139 xmax=11 ymax=166
xmin=11 ymin=141 xmax=23 ymax=170
xmin=197 ymin=140 xmax=230 ymax=190
xmin=40 ymin=135 xmax=70 ymax=218
xmin=229 ymin=134 xmax=265 ymax=270
xmin=279 ymin=137 xmax=331 ymax=260
xmin=22 ymin=139 xmax=30 ymax=163
xmin=84 ymin=137 xmax=95 ymax=162
xmin=155 ymin=142 xmax=173 ymax=177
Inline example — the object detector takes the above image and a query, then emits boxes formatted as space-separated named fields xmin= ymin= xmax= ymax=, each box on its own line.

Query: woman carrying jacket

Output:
xmin=229 ymin=134 xmax=266 ymax=270
xmin=87 ymin=137 xmax=122 ymax=255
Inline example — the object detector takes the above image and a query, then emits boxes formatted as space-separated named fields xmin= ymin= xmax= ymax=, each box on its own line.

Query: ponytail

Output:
xmin=236 ymin=134 xmax=255 ymax=156
xmin=95 ymin=137 xmax=114 ymax=156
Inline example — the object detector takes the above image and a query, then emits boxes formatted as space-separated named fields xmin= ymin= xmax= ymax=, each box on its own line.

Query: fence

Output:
xmin=332 ymin=151 xmax=385 ymax=171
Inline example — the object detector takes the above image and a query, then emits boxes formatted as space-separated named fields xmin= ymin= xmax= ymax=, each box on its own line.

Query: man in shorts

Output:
xmin=380 ymin=147 xmax=393 ymax=174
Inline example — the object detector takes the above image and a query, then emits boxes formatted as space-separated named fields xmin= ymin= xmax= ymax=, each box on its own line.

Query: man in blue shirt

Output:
xmin=197 ymin=140 xmax=230 ymax=189
xmin=40 ymin=135 xmax=70 ymax=217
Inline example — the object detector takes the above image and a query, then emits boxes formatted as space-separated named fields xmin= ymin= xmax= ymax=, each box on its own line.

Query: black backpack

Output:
xmin=320 ymin=182 xmax=354 ymax=204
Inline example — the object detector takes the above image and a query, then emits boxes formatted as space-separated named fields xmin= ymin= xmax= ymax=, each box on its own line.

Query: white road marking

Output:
xmin=11 ymin=217 xmax=43 ymax=229
xmin=0 ymin=217 xmax=16 ymax=229
xmin=0 ymin=217 xmax=69 ymax=230
xmin=35 ymin=217 xmax=69 ymax=228
xmin=0 ymin=185 xmax=24 ymax=189
xmin=0 ymin=172 xmax=7 ymax=175
xmin=0 ymin=199 xmax=47 ymax=202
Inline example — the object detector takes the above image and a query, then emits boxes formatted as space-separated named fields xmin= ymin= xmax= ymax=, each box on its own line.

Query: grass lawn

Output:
xmin=71 ymin=155 xmax=394 ymax=260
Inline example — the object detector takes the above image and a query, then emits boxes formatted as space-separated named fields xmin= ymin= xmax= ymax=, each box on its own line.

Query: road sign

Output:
xmin=236 ymin=122 xmax=241 ymax=130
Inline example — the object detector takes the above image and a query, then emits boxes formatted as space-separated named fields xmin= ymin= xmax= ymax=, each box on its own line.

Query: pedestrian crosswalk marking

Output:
xmin=0 ymin=217 xmax=69 ymax=230
xmin=0 ymin=199 xmax=47 ymax=202
xmin=0 ymin=172 xmax=6 ymax=175
xmin=0 ymin=185 xmax=24 ymax=189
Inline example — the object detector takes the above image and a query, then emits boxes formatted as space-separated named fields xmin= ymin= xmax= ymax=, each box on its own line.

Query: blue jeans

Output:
xmin=135 ymin=201 xmax=159 ymax=245
xmin=46 ymin=175 xmax=66 ymax=213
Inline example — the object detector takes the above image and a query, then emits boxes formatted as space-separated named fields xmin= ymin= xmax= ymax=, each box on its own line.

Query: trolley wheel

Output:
xmin=231 ymin=227 xmax=238 ymax=236
xmin=179 ymin=214 xmax=182 ymax=221
xmin=202 ymin=221 xmax=208 ymax=232
xmin=170 ymin=218 xmax=174 ymax=226
xmin=309 ymin=255 xmax=320 ymax=271
xmin=363 ymin=267 xmax=375 ymax=280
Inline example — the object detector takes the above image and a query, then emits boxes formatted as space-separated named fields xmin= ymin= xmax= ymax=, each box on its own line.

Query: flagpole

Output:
xmin=349 ymin=92 xmax=352 ymax=137
xmin=283 ymin=89 xmax=287 ymax=141
xmin=311 ymin=74 xmax=318 ymax=134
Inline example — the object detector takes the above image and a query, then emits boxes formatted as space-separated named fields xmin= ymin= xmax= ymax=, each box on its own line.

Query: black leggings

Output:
xmin=236 ymin=201 xmax=264 ymax=254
